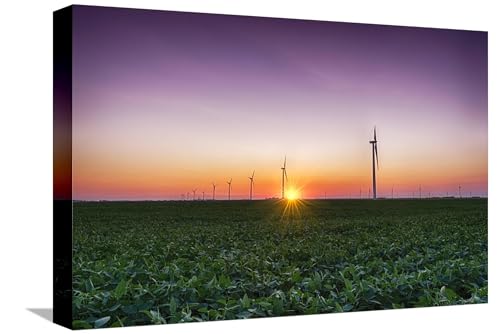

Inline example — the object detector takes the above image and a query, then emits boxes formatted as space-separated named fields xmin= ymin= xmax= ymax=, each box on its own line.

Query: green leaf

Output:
xmin=84 ymin=278 xmax=94 ymax=292
xmin=440 ymin=286 xmax=458 ymax=300
xmin=110 ymin=316 xmax=125 ymax=328
xmin=72 ymin=320 xmax=92 ymax=329
xmin=108 ymin=303 xmax=121 ymax=312
xmin=114 ymin=279 xmax=127 ymax=299
xmin=334 ymin=302 xmax=344 ymax=312
xmin=94 ymin=316 xmax=111 ymax=328
xmin=291 ymin=269 xmax=302 ymax=283
xmin=344 ymin=278 xmax=353 ymax=291
xmin=169 ymin=296 xmax=177 ymax=315
xmin=343 ymin=303 xmax=353 ymax=312
xmin=241 ymin=294 xmax=251 ymax=308
xmin=258 ymin=301 xmax=272 ymax=308
xmin=237 ymin=311 xmax=252 ymax=319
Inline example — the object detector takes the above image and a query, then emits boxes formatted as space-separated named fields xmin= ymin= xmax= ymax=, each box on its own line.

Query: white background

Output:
xmin=0 ymin=0 xmax=497 ymax=333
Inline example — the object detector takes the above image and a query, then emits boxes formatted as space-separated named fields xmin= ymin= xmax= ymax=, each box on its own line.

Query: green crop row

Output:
xmin=72 ymin=199 xmax=487 ymax=329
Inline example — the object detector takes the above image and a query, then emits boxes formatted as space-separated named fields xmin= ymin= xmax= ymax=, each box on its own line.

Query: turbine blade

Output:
xmin=375 ymin=143 xmax=379 ymax=169
xmin=252 ymin=170 xmax=255 ymax=178
xmin=284 ymin=155 xmax=287 ymax=168
xmin=374 ymin=126 xmax=377 ymax=141
xmin=285 ymin=169 xmax=288 ymax=181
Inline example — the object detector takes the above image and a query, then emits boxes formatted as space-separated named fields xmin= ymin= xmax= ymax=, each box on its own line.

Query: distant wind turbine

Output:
xmin=212 ymin=182 xmax=216 ymax=200
xmin=248 ymin=170 xmax=255 ymax=200
xmin=227 ymin=178 xmax=232 ymax=200
xmin=369 ymin=127 xmax=379 ymax=199
xmin=192 ymin=189 xmax=197 ymax=201
xmin=202 ymin=191 xmax=205 ymax=201
xmin=281 ymin=156 xmax=288 ymax=199
xmin=459 ymin=185 xmax=462 ymax=198
xmin=419 ymin=184 xmax=422 ymax=199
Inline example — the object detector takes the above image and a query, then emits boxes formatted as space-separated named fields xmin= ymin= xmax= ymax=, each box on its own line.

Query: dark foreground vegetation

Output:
xmin=72 ymin=199 xmax=487 ymax=329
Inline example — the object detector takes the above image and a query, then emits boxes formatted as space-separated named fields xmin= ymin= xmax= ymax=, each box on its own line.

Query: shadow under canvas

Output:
xmin=27 ymin=308 xmax=53 ymax=322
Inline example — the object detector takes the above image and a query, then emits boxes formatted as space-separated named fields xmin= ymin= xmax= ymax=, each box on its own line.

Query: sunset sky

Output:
xmin=71 ymin=6 xmax=487 ymax=200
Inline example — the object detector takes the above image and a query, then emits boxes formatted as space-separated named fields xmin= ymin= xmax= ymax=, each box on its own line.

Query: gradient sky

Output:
xmin=71 ymin=5 xmax=487 ymax=200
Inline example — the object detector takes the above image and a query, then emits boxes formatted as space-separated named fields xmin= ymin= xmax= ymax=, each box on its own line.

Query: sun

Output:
xmin=286 ymin=188 xmax=299 ymax=201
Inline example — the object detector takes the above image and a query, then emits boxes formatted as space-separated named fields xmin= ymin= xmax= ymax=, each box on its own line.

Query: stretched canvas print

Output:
xmin=53 ymin=5 xmax=488 ymax=329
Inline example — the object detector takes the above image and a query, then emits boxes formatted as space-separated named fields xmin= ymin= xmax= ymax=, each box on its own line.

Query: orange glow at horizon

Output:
xmin=73 ymin=141 xmax=487 ymax=200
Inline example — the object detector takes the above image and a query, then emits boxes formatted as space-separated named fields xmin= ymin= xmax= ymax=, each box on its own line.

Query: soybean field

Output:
xmin=72 ymin=199 xmax=487 ymax=329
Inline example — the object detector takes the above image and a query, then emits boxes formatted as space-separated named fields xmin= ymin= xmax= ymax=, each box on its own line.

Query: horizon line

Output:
xmin=70 ymin=196 xmax=488 ymax=202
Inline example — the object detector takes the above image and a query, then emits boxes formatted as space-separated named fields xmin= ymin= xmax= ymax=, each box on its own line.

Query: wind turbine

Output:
xmin=248 ymin=170 xmax=255 ymax=200
xmin=419 ymin=184 xmax=422 ymax=199
xmin=192 ymin=189 xmax=197 ymax=201
xmin=281 ymin=156 xmax=288 ymax=199
xmin=459 ymin=185 xmax=462 ymax=198
xmin=369 ymin=127 xmax=379 ymax=199
xmin=202 ymin=191 xmax=205 ymax=201
xmin=227 ymin=178 xmax=232 ymax=200
xmin=212 ymin=182 xmax=216 ymax=201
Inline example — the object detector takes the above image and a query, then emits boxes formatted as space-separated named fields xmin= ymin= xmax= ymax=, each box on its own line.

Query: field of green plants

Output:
xmin=72 ymin=199 xmax=487 ymax=329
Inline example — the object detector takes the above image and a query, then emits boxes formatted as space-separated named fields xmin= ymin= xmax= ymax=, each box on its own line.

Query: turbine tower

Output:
xmin=248 ymin=170 xmax=255 ymax=200
xmin=212 ymin=182 xmax=216 ymax=201
xmin=192 ymin=189 xmax=197 ymax=201
xmin=227 ymin=178 xmax=232 ymax=200
xmin=369 ymin=127 xmax=379 ymax=199
xmin=281 ymin=156 xmax=288 ymax=199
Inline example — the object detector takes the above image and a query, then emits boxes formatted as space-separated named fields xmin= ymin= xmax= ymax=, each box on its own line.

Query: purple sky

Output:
xmin=71 ymin=5 xmax=487 ymax=200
